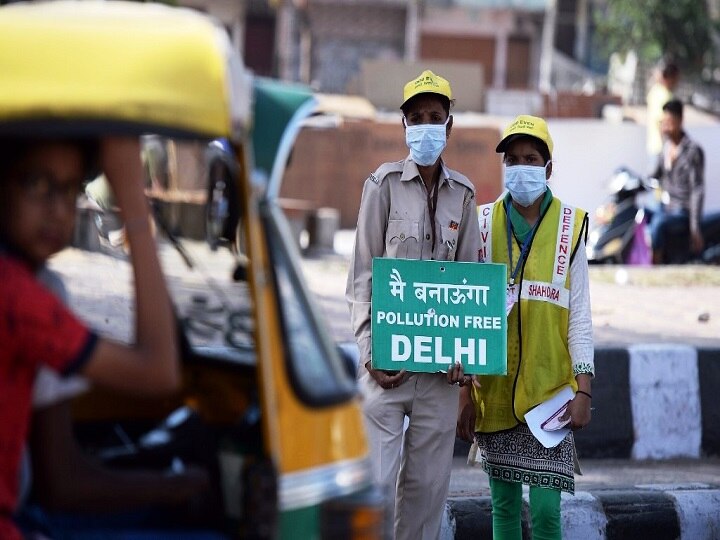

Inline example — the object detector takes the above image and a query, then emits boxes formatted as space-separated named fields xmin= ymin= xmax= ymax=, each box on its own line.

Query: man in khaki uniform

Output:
xmin=346 ymin=70 xmax=481 ymax=539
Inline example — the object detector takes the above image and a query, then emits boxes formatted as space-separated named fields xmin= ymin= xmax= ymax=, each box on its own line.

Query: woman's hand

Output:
xmin=566 ymin=374 xmax=593 ymax=431
xmin=565 ymin=391 xmax=592 ymax=431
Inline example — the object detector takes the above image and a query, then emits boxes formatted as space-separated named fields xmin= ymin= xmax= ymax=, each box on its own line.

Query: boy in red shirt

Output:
xmin=0 ymin=136 xmax=179 ymax=539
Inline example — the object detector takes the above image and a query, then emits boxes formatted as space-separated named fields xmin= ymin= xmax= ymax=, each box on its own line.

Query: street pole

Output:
xmin=405 ymin=0 xmax=419 ymax=62
xmin=539 ymin=0 xmax=557 ymax=94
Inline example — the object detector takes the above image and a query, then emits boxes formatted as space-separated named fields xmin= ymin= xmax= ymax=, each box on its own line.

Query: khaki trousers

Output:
xmin=359 ymin=370 xmax=459 ymax=540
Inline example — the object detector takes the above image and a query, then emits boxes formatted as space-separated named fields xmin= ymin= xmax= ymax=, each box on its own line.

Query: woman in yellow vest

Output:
xmin=456 ymin=115 xmax=594 ymax=540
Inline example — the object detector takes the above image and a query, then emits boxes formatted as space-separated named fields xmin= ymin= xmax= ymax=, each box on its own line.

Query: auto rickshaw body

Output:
xmin=0 ymin=2 xmax=381 ymax=537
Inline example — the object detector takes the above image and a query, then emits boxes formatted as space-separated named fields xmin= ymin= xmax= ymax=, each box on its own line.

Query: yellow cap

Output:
xmin=402 ymin=70 xmax=452 ymax=108
xmin=496 ymin=115 xmax=554 ymax=154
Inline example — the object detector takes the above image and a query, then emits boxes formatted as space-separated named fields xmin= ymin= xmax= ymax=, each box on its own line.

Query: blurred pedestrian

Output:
xmin=649 ymin=99 xmax=705 ymax=264
xmin=456 ymin=115 xmax=594 ymax=540
xmin=346 ymin=70 xmax=481 ymax=539
xmin=646 ymin=61 xmax=679 ymax=170
xmin=142 ymin=134 xmax=170 ymax=191
xmin=85 ymin=172 xmax=126 ymax=248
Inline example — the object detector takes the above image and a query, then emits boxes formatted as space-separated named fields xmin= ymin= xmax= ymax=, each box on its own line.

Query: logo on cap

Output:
xmin=402 ymin=70 xmax=452 ymax=107
xmin=496 ymin=114 xmax=553 ymax=154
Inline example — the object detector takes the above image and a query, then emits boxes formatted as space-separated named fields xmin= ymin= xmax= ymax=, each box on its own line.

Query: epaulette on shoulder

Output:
xmin=369 ymin=160 xmax=403 ymax=185
xmin=446 ymin=169 xmax=475 ymax=193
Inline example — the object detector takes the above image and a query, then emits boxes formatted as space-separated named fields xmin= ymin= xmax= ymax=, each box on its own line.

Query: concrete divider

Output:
xmin=446 ymin=345 xmax=720 ymax=538
xmin=442 ymin=488 xmax=720 ymax=540
xmin=455 ymin=346 xmax=720 ymax=460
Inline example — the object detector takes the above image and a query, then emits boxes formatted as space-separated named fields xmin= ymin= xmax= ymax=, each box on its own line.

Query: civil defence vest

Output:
xmin=473 ymin=197 xmax=588 ymax=432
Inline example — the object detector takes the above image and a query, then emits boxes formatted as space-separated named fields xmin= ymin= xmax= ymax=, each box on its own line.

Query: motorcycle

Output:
xmin=586 ymin=167 xmax=720 ymax=264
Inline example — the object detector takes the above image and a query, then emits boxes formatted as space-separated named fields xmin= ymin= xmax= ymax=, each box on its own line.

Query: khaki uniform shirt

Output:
xmin=346 ymin=156 xmax=481 ymax=367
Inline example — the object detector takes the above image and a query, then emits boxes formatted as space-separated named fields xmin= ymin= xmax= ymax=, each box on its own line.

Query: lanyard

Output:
xmin=505 ymin=203 xmax=540 ymax=286
xmin=427 ymin=178 xmax=440 ymax=248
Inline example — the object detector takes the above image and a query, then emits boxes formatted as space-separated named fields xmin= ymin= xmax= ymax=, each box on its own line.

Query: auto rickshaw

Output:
xmin=0 ymin=1 xmax=384 ymax=538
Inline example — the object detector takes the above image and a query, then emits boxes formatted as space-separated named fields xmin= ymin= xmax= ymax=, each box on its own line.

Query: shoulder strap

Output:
xmin=552 ymin=203 xmax=576 ymax=285
xmin=369 ymin=160 xmax=403 ymax=186
xmin=477 ymin=202 xmax=495 ymax=263
xmin=444 ymin=165 xmax=476 ymax=194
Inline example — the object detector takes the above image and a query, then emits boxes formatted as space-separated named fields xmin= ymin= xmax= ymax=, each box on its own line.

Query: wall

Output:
xmin=420 ymin=6 xmax=540 ymax=91
xmin=280 ymin=118 xmax=720 ymax=231
xmin=308 ymin=2 xmax=407 ymax=93
xmin=420 ymin=34 xmax=495 ymax=88
xmin=543 ymin=92 xmax=622 ymax=118
xmin=280 ymin=119 xmax=503 ymax=229
xmin=357 ymin=59 xmax=485 ymax=113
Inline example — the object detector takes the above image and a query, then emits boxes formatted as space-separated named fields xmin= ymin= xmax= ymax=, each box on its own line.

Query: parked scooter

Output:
xmin=586 ymin=167 xmax=720 ymax=264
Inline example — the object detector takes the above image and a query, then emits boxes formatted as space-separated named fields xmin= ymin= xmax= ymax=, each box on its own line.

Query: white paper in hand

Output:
xmin=524 ymin=386 xmax=575 ymax=448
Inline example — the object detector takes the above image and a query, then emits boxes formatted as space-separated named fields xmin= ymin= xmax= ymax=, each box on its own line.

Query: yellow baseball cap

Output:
xmin=496 ymin=114 xmax=554 ymax=154
xmin=401 ymin=70 xmax=452 ymax=108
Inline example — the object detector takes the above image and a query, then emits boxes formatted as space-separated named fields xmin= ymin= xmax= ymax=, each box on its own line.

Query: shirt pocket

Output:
xmin=386 ymin=220 xmax=420 ymax=259
xmin=437 ymin=226 xmax=459 ymax=260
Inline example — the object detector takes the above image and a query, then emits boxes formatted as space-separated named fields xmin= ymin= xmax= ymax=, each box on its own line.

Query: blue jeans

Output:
xmin=649 ymin=207 xmax=689 ymax=250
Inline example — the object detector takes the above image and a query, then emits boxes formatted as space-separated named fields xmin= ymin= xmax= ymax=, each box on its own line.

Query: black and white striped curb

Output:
xmin=441 ymin=486 xmax=720 ymax=540
xmin=576 ymin=345 xmax=719 ymax=459
xmin=455 ymin=346 xmax=720 ymax=459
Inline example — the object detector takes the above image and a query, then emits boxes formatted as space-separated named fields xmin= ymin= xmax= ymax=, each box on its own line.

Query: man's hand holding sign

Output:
xmin=371 ymin=258 xmax=507 ymax=385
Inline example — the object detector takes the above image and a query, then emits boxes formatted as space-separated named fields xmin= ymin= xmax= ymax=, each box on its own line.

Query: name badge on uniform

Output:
xmin=506 ymin=283 xmax=518 ymax=316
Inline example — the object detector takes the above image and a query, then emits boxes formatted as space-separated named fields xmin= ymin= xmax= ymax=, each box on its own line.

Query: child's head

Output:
xmin=0 ymin=137 xmax=97 ymax=268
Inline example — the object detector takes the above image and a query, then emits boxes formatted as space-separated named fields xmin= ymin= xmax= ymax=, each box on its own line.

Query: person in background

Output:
xmin=0 ymin=136 xmax=179 ymax=540
xmin=456 ymin=115 xmax=594 ymax=540
xmin=346 ymin=70 xmax=480 ymax=539
xmin=85 ymin=173 xmax=126 ymax=249
xmin=646 ymin=61 xmax=679 ymax=169
xmin=649 ymin=99 xmax=705 ymax=264
xmin=142 ymin=134 xmax=170 ymax=191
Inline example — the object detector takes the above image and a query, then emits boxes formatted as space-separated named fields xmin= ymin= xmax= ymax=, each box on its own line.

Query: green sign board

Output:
xmin=371 ymin=258 xmax=507 ymax=375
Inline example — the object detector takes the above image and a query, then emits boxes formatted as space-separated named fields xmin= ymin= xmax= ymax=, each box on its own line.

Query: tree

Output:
xmin=593 ymin=0 xmax=719 ymax=78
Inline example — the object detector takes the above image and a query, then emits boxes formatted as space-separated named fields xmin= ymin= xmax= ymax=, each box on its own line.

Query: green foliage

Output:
xmin=594 ymin=0 xmax=719 ymax=76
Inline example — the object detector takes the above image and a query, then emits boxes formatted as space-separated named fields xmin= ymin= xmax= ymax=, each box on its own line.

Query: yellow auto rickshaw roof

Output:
xmin=0 ymin=0 xmax=251 ymax=139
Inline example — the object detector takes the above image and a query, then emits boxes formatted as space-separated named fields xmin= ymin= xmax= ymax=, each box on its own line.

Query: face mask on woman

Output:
xmin=404 ymin=118 xmax=449 ymax=166
xmin=503 ymin=161 xmax=551 ymax=207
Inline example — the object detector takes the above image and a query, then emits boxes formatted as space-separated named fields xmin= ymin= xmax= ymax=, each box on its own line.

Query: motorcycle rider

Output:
xmin=649 ymin=99 xmax=705 ymax=264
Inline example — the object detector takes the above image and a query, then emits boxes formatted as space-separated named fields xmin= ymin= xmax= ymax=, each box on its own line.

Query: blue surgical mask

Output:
xmin=503 ymin=162 xmax=550 ymax=207
xmin=404 ymin=118 xmax=449 ymax=167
